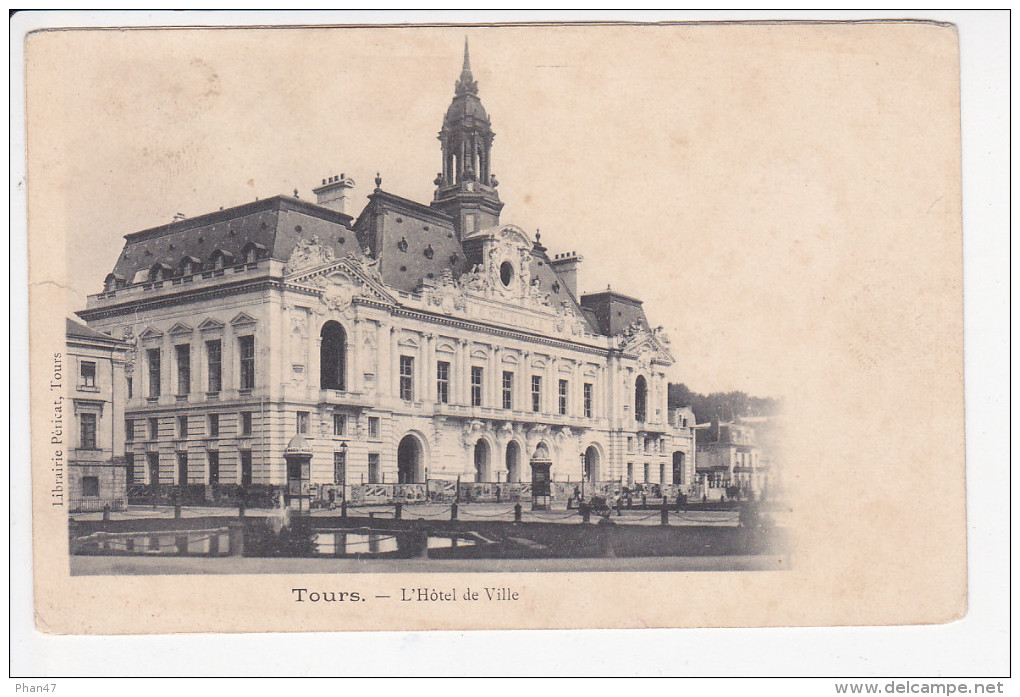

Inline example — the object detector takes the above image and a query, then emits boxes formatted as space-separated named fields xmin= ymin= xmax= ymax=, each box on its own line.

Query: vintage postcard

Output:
xmin=25 ymin=20 xmax=965 ymax=634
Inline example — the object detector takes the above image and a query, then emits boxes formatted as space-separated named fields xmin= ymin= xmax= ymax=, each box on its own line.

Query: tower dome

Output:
xmin=431 ymin=38 xmax=504 ymax=239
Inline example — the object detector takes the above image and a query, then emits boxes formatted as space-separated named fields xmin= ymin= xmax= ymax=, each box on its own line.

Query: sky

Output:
xmin=26 ymin=23 xmax=957 ymax=397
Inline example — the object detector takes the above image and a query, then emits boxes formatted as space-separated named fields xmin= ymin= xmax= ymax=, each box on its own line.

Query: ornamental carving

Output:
xmin=284 ymin=236 xmax=336 ymax=274
xmin=322 ymin=278 xmax=355 ymax=314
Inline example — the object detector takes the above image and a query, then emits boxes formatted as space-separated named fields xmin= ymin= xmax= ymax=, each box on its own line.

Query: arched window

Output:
xmin=319 ymin=321 xmax=347 ymax=391
xmin=634 ymin=375 xmax=648 ymax=423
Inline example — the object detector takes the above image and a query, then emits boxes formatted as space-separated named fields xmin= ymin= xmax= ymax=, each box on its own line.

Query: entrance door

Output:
xmin=672 ymin=451 xmax=686 ymax=485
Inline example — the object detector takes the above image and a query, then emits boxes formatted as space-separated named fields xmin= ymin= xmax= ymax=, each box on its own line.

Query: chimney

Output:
xmin=312 ymin=173 xmax=355 ymax=215
xmin=549 ymin=251 xmax=583 ymax=297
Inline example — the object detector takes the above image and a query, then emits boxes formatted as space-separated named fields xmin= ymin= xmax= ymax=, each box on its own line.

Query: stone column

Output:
xmin=519 ymin=350 xmax=530 ymax=412
xmin=425 ymin=333 xmax=435 ymax=403
xmin=491 ymin=345 xmax=500 ymax=409
xmin=388 ymin=325 xmax=399 ymax=399
xmin=349 ymin=320 xmax=361 ymax=395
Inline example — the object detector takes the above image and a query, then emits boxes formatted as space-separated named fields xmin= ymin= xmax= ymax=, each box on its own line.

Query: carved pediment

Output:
xmin=168 ymin=322 xmax=193 ymax=337
xmin=286 ymin=256 xmax=396 ymax=307
xmin=230 ymin=312 xmax=257 ymax=327
xmin=138 ymin=327 xmax=163 ymax=341
xmin=197 ymin=318 xmax=225 ymax=332
xmin=621 ymin=330 xmax=675 ymax=367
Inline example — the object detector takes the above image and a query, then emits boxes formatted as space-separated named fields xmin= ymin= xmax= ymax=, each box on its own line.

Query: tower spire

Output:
xmin=455 ymin=36 xmax=478 ymax=96
xmin=433 ymin=40 xmax=502 ymax=238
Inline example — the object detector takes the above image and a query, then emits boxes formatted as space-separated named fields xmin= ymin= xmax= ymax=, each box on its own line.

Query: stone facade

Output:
xmin=65 ymin=318 xmax=129 ymax=511
xmin=77 ymin=46 xmax=695 ymax=502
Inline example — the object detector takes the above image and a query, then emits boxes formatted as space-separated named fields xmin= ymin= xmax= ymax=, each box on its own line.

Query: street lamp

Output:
xmin=579 ymin=451 xmax=586 ymax=501
xmin=338 ymin=440 xmax=349 ymax=504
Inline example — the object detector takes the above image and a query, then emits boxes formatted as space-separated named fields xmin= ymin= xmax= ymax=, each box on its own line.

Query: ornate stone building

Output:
xmin=77 ymin=45 xmax=695 ymax=504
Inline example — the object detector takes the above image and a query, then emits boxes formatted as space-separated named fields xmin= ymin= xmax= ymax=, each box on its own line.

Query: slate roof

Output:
xmin=109 ymin=197 xmax=359 ymax=285
xmin=579 ymin=289 xmax=652 ymax=337
xmin=102 ymin=189 xmax=625 ymax=337
xmin=66 ymin=317 xmax=124 ymax=344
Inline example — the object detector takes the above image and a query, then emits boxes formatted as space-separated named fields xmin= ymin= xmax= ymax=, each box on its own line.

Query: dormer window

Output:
xmin=148 ymin=263 xmax=172 ymax=282
xmin=179 ymin=256 xmax=201 ymax=276
xmin=103 ymin=273 xmax=124 ymax=292
xmin=209 ymin=249 xmax=233 ymax=270
xmin=241 ymin=242 xmax=265 ymax=264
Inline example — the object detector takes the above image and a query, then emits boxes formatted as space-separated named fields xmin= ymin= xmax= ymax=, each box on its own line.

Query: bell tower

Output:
xmin=431 ymin=39 xmax=503 ymax=239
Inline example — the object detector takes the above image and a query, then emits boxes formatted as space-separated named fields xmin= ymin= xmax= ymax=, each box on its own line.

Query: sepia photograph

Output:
xmin=20 ymin=15 xmax=985 ymax=641
xmin=58 ymin=33 xmax=788 ymax=577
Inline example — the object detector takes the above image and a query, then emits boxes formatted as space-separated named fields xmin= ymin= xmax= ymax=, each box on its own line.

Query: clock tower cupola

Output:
xmin=431 ymin=39 xmax=504 ymax=239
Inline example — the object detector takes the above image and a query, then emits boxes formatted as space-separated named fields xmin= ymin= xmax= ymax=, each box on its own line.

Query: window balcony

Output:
xmin=319 ymin=389 xmax=371 ymax=408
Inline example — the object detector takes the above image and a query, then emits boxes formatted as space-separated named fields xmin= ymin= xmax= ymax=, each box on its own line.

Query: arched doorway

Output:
xmin=672 ymin=451 xmax=685 ymax=485
xmin=474 ymin=439 xmax=491 ymax=482
xmin=505 ymin=441 xmax=521 ymax=483
xmin=320 ymin=321 xmax=347 ymax=390
xmin=583 ymin=444 xmax=601 ymax=483
xmin=397 ymin=435 xmax=423 ymax=484
xmin=634 ymin=375 xmax=648 ymax=423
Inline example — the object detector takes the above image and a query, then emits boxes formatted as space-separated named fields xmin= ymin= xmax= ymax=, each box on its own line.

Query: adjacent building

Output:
xmin=65 ymin=317 xmax=130 ymax=512
xmin=695 ymin=418 xmax=770 ymax=499
xmin=76 ymin=45 xmax=695 ymax=505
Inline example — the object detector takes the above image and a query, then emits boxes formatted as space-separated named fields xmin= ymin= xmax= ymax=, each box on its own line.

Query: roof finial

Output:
xmin=455 ymin=37 xmax=478 ymax=96
xmin=374 ymin=172 xmax=382 ymax=190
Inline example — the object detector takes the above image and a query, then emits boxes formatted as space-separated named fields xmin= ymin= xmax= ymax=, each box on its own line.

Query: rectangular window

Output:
xmin=125 ymin=453 xmax=135 ymax=486
xmin=502 ymin=371 xmax=514 ymax=411
xmin=558 ymin=379 xmax=569 ymax=415
xmin=79 ymin=413 xmax=97 ymax=450
xmin=659 ymin=463 xmax=666 ymax=484
xmin=333 ymin=412 xmax=346 ymax=436
xmin=296 ymin=411 xmax=309 ymax=434
xmin=81 ymin=476 xmax=99 ymax=498
xmin=531 ymin=375 xmax=542 ymax=413
xmin=436 ymin=361 xmax=450 ymax=404
xmin=471 ymin=366 xmax=484 ymax=407
xmin=147 ymin=452 xmax=160 ymax=484
xmin=177 ymin=451 xmax=188 ymax=484
xmin=643 ymin=463 xmax=650 ymax=483
xmin=240 ymin=450 xmax=253 ymax=487
xmin=127 ymin=376 xmax=133 ymax=399
xmin=80 ymin=361 xmax=96 ymax=388
xmin=208 ymin=451 xmax=220 ymax=485
xmin=208 ymin=413 xmax=219 ymax=437
xmin=368 ymin=453 xmax=381 ymax=484
xmin=627 ymin=463 xmax=634 ymax=486
xmin=333 ymin=451 xmax=346 ymax=485
xmin=240 ymin=412 xmax=252 ymax=435
xmin=627 ymin=436 xmax=634 ymax=452
xmin=175 ymin=344 xmax=191 ymax=395
xmin=177 ymin=415 xmax=188 ymax=438
xmin=583 ymin=383 xmax=593 ymax=418
xmin=149 ymin=417 xmax=159 ymax=440
xmin=147 ymin=348 xmax=161 ymax=397
xmin=368 ymin=416 xmax=380 ymax=439
xmin=125 ymin=418 xmax=134 ymax=442
xmin=399 ymin=355 xmax=414 ymax=401
xmin=206 ymin=340 xmax=222 ymax=393
xmin=238 ymin=335 xmax=255 ymax=390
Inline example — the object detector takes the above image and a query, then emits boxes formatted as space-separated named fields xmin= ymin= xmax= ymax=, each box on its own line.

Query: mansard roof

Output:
xmin=110 ymin=196 xmax=361 ymax=286
xmin=103 ymin=191 xmax=622 ymax=338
